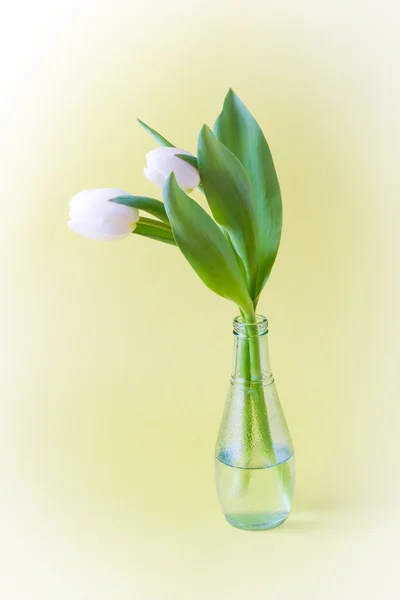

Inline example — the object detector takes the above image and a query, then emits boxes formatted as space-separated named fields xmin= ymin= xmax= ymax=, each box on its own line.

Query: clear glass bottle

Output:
xmin=215 ymin=315 xmax=295 ymax=531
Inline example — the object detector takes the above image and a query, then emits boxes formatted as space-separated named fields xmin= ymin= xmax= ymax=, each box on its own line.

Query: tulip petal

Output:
xmin=144 ymin=167 xmax=166 ymax=189
xmin=68 ymin=188 xmax=140 ymax=242
xmin=70 ymin=188 xmax=129 ymax=211
xmin=68 ymin=220 xmax=134 ymax=241
xmin=145 ymin=148 xmax=200 ymax=192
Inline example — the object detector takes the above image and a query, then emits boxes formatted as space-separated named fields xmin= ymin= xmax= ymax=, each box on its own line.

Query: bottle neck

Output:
xmin=231 ymin=315 xmax=273 ymax=384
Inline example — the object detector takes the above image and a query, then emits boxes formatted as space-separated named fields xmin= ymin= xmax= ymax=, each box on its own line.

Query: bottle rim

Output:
xmin=233 ymin=315 xmax=269 ymax=337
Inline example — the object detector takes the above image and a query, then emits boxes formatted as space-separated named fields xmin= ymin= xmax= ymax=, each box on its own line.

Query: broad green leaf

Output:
xmin=137 ymin=118 xmax=174 ymax=147
xmin=110 ymin=195 xmax=169 ymax=224
xmin=197 ymin=125 xmax=258 ymax=297
xmin=214 ymin=89 xmax=282 ymax=300
xmin=134 ymin=218 xmax=176 ymax=246
xmin=163 ymin=173 xmax=253 ymax=314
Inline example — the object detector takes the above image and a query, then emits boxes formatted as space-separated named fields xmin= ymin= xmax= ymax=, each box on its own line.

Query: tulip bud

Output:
xmin=68 ymin=188 xmax=140 ymax=241
xmin=144 ymin=147 xmax=200 ymax=193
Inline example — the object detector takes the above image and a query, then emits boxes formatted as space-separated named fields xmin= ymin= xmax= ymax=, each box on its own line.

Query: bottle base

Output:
xmin=225 ymin=511 xmax=289 ymax=531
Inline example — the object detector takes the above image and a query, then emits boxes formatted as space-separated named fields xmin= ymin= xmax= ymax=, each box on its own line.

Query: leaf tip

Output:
xmin=228 ymin=87 xmax=244 ymax=105
xmin=199 ymin=123 xmax=215 ymax=146
xmin=108 ymin=194 xmax=129 ymax=205
xmin=163 ymin=171 xmax=178 ymax=197
xmin=199 ymin=123 xmax=210 ymax=136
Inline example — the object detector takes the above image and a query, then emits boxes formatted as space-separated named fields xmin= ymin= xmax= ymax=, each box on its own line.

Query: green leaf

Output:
xmin=214 ymin=89 xmax=282 ymax=299
xmin=110 ymin=195 xmax=169 ymax=224
xmin=134 ymin=219 xmax=176 ymax=246
xmin=197 ymin=125 xmax=258 ymax=296
xmin=137 ymin=118 xmax=174 ymax=147
xmin=163 ymin=173 xmax=253 ymax=314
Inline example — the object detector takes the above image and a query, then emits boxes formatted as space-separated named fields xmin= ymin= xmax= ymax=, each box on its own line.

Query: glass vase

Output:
xmin=215 ymin=315 xmax=295 ymax=531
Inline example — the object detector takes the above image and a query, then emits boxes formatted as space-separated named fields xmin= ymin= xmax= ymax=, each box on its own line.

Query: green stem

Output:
xmin=239 ymin=337 xmax=252 ymax=463
xmin=241 ymin=308 xmax=276 ymax=465
xmin=234 ymin=308 xmax=290 ymax=504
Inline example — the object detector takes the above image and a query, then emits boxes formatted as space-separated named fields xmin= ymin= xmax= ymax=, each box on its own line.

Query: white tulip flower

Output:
xmin=68 ymin=188 xmax=139 ymax=241
xmin=144 ymin=147 xmax=200 ymax=193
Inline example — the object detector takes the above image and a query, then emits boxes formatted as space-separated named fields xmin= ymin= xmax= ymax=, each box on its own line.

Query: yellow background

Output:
xmin=1 ymin=0 xmax=399 ymax=597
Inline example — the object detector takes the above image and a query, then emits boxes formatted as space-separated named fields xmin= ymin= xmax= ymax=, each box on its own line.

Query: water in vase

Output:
xmin=215 ymin=446 xmax=295 ymax=530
